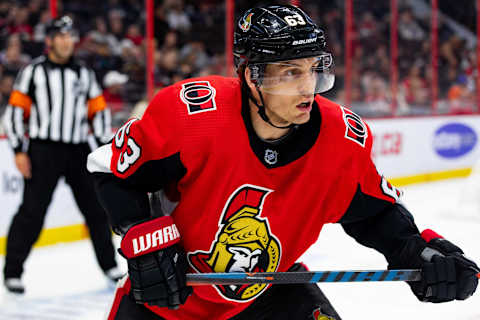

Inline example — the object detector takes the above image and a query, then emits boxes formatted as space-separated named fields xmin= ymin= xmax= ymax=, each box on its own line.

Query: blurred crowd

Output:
xmin=0 ymin=0 xmax=233 ymax=126
xmin=0 ymin=0 xmax=478 ymax=128
xmin=316 ymin=1 xmax=478 ymax=116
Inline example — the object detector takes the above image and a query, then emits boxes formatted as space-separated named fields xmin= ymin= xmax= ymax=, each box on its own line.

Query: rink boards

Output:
xmin=1 ymin=114 xmax=480 ymax=251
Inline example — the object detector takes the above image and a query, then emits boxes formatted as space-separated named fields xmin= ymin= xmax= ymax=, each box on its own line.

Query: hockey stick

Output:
xmin=186 ymin=269 xmax=422 ymax=286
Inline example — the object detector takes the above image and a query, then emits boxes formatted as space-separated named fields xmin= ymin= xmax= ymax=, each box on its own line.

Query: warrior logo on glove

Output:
xmin=188 ymin=185 xmax=281 ymax=302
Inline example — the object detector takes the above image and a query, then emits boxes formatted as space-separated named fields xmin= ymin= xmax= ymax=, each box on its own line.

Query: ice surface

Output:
xmin=1 ymin=178 xmax=479 ymax=319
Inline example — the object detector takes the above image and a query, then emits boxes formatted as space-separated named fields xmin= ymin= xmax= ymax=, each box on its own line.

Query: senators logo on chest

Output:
xmin=188 ymin=184 xmax=281 ymax=302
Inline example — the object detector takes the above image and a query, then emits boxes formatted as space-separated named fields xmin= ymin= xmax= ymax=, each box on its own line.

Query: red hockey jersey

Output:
xmin=100 ymin=76 xmax=401 ymax=319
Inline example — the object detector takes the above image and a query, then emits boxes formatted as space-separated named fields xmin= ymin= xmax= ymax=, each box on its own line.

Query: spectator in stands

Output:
xmin=440 ymin=35 xmax=466 ymax=68
xmin=448 ymin=75 xmax=475 ymax=114
xmin=398 ymin=8 xmax=426 ymax=42
xmin=33 ymin=9 xmax=51 ymax=42
xmin=6 ymin=5 xmax=33 ymax=41
xmin=87 ymin=16 xmax=118 ymax=56
xmin=108 ymin=9 xmax=125 ymax=54
xmin=400 ymin=65 xmax=430 ymax=113
xmin=0 ymin=2 xmax=11 ymax=29
xmin=103 ymin=70 xmax=128 ymax=114
xmin=164 ymin=0 xmax=191 ymax=33
xmin=179 ymin=39 xmax=210 ymax=75
xmin=362 ymin=71 xmax=391 ymax=115
xmin=26 ymin=0 xmax=43 ymax=27
xmin=153 ymin=4 xmax=170 ymax=47
xmin=156 ymin=48 xmax=179 ymax=87
xmin=0 ymin=35 xmax=30 ymax=74
xmin=162 ymin=30 xmax=179 ymax=51
xmin=397 ymin=8 xmax=426 ymax=65
xmin=357 ymin=12 xmax=380 ymax=51
xmin=0 ymin=73 xmax=14 ymax=116
xmin=125 ymin=23 xmax=143 ymax=46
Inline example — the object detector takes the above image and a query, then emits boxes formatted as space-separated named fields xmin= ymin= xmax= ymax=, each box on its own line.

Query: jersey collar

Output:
xmin=241 ymin=89 xmax=321 ymax=169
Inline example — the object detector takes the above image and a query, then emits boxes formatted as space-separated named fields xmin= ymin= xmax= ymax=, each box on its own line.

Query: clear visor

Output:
xmin=250 ymin=53 xmax=335 ymax=96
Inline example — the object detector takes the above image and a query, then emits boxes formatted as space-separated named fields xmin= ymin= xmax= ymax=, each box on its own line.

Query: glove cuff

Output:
xmin=421 ymin=229 xmax=443 ymax=243
xmin=121 ymin=216 xmax=180 ymax=259
xmin=421 ymin=229 xmax=464 ymax=255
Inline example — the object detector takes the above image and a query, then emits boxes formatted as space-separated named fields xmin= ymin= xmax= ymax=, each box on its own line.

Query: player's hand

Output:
xmin=407 ymin=229 xmax=479 ymax=303
xmin=14 ymin=152 xmax=31 ymax=179
xmin=119 ymin=216 xmax=192 ymax=309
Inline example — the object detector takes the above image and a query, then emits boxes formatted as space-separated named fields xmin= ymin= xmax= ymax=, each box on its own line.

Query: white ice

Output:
xmin=0 ymin=178 xmax=479 ymax=319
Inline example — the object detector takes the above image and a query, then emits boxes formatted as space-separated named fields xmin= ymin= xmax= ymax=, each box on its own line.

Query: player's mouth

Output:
xmin=296 ymin=101 xmax=312 ymax=113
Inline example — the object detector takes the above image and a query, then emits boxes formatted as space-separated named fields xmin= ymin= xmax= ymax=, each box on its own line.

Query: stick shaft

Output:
xmin=186 ymin=269 xmax=421 ymax=286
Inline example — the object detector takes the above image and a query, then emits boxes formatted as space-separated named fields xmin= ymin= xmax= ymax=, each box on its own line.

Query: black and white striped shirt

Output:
xmin=3 ymin=55 xmax=111 ymax=153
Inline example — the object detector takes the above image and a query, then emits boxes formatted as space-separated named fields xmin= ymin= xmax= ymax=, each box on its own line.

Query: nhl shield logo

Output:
xmin=188 ymin=185 xmax=281 ymax=302
xmin=264 ymin=149 xmax=278 ymax=165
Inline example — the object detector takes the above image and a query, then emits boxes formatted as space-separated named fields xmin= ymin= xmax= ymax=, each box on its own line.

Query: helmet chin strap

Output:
xmin=249 ymin=86 xmax=297 ymax=130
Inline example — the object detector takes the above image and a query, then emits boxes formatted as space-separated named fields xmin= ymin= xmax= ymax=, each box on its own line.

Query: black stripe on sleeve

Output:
xmin=71 ymin=67 xmax=81 ymax=141
xmin=59 ymin=68 xmax=65 ymax=140
xmin=30 ymin=65 xmax=40 ymax=131
xmin=7 ymin=107 xmax=19 ymax=149
xmin=42 ymin=64 xmax=53 ymax=138
xmin=98 ymin=110 xmax=105 ymax=141
xmin=86 ymin=69 xmax=92 ymax=99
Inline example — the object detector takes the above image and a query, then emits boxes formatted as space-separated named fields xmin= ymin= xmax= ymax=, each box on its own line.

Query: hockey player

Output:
xmin=87 ymin=5 xmax=479 ymax=320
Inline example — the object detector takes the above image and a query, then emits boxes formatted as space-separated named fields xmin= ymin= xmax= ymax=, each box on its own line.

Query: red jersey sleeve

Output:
xmin=359 ymin=123 xmax=402 ymax=204
xmin=332 ymin=108 xmax=402 ymax=225
xmin=110 ymin=85 xmax=184 ymax=179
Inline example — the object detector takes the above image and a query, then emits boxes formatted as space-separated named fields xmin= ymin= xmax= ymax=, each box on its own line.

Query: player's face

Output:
xmin=49 ymin=32 xmax=75 ymax=61
xmin=261 ymin=57 xmax=319 ymax=125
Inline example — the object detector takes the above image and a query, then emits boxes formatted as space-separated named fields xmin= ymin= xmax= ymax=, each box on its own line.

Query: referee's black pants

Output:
xmin=4 ymin=140 xmax=117 ymax=279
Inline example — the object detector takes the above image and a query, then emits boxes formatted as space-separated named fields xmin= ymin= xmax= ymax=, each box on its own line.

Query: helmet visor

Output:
xmin=250 ymin=53 xmax=335 ymax=96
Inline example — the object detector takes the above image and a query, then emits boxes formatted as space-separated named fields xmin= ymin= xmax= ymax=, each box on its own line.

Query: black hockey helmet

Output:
xmin=233 ymin=5 xmax=334 ymax=95
xmin=46 ymin=15 xmax=74 ymax=37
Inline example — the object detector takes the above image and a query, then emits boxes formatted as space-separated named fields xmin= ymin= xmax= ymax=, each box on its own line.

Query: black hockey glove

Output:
xmin=389 ymin=229 xmax=479 ymax=303
xmin=119 ymin=216 xmax=192 ymax=309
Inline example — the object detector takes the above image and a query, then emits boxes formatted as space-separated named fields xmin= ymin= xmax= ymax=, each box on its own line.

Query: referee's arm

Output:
xmin=87 ymin=69 xmax=112 ymax=147
xmin=3 ymin=64 xmax=34 ymax=154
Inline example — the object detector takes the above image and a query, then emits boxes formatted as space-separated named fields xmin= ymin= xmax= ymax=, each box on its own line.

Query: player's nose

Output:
xmin=298 ymin=72 xmax=317 ymax=96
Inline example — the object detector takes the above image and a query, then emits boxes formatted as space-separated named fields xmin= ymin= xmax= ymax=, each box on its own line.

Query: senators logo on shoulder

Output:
xmin=180 ymin=81 xmax=217 ymax=114
xmin=341 ymin=107 xmax=367 ymax=147
xmin=188 ymin=185 xmax=281 ymax=302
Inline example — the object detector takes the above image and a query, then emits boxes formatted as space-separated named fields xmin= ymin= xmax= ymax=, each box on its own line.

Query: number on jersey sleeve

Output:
xmin=110 ymin=87 xmax=183 ymax=179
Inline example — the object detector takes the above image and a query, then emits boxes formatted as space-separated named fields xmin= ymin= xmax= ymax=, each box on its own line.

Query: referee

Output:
xmin=2 ymin=16 xmax=122 ymax=294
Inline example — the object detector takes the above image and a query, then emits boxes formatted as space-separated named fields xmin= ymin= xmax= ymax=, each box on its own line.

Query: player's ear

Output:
xmin=244 ymin=67 xmax=256 ymax=91
xmin=244 ymin=67 xmax=260 ymax=100
xmin=45 ymin=35 xmax=52 ymax=49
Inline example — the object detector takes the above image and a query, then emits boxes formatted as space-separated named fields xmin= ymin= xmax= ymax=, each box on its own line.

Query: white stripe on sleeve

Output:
xmin=88 ymin=70 xmax=102 ymax=99
xmin=13 ymin=64 xmax=34 ymax=94
xmin=87 ymin=144 xmax=113 ymax=173
xmin=3 ymin=106 xmax=19 ymax=148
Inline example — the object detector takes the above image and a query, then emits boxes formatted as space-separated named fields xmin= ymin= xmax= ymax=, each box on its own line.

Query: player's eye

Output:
xmin=283 ymin=68 xmax=301 ymax=77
